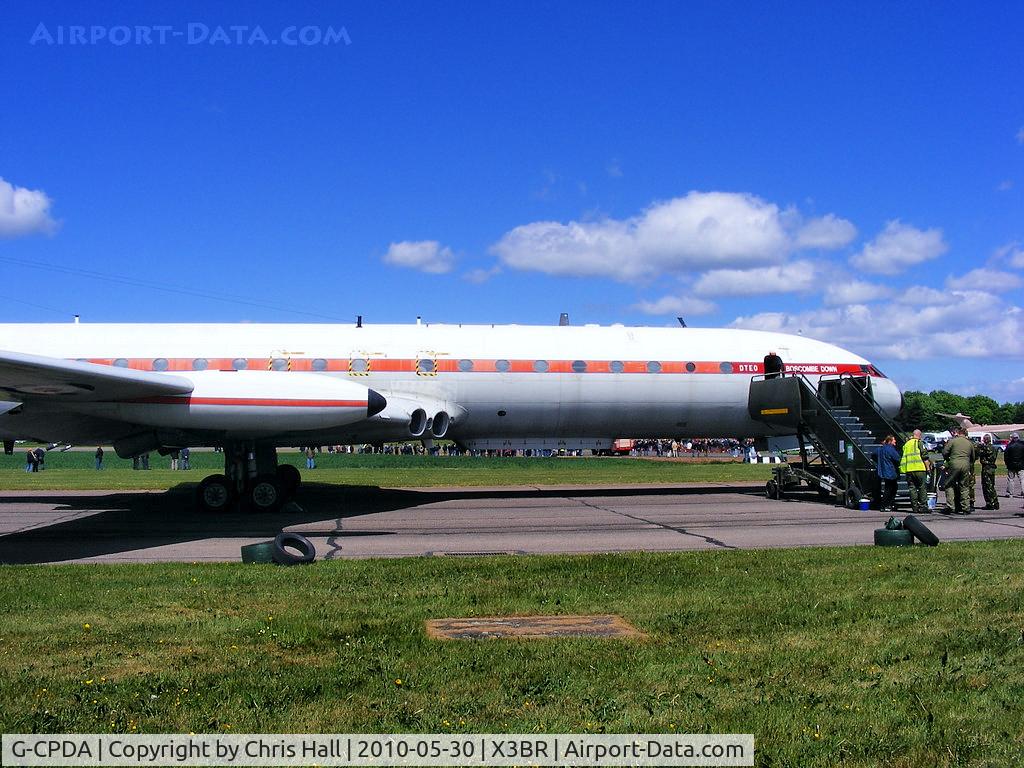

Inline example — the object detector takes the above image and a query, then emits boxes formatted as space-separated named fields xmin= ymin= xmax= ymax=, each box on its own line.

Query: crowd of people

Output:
xmin=876 ymin=428 xmax=1024 ymax=515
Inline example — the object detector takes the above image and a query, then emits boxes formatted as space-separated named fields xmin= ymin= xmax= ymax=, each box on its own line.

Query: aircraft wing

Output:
xmin=0 ymin=349 xmax=194 ymax=402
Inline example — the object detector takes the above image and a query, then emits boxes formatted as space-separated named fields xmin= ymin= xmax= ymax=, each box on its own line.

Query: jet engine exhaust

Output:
xmin=430 ymin=411 xmax=450 ymax=438
xmin=408 ymin=408 xmax=428 ymax=438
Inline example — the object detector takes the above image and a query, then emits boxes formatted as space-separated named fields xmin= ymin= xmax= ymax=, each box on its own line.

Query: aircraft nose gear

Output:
xmin=196 ymin=441 xmax=300 ymax=513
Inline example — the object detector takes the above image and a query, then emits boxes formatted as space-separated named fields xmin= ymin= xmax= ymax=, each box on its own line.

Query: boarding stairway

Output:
xmin=749 ymin=373 xmax=908 ymax=509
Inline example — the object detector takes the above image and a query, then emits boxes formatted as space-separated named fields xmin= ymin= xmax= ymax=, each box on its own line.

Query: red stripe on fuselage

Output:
xmin=83 ymin=358 xmax=880 ymax=377
xmin=125 ymin=396 xmax=368 ymax=407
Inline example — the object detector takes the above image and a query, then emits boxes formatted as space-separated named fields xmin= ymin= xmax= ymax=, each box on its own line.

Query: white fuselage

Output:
xmin=0 ymin=322 xmax=901 ymax=447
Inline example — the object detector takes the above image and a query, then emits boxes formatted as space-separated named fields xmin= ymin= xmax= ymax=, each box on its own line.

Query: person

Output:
xmin=978 ymin=435 xmax=999 ymax=510
xmin=170 ymin=449 xmax=179 ymax=471
xmin=763 ymin=350 xmax=784 ymax=379
xmin=942 ymin=428 xmax=977 ymax=514
xmin=1003 ymin=432 xmax=1024 ymax=498
xmin=25 ymin=448 xmax=37 ymax=472
xmin=900 ymin=429 xmax=931 ymax=514
xmin=33 ymin=446 xmax=45 ymax=471
xmin=94 ymin=446 xmax=104 ymax=471
xmin=874 ymin=435 xmax=902 ymax=511
xmin=304 ymin=446 xmax=316 ymax=470
xmin=140 ymin=452 xmax=150 ymax=470
xmin=180 ymin=447 xmax=190 ymax=470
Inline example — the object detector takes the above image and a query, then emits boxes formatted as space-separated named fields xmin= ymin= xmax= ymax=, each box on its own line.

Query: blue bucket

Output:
xmin=859 ymin=498 xmax=870 ymax=511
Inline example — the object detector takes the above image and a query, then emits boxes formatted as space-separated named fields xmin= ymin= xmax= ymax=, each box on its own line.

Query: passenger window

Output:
xmin=113 ymin=358 xmax=129 ymax=368
xmin=685 ymin=362 xmax=696 ymax=373
xmin=495 ymin=359 xmax=511 ymax=372
xmin=458 ymin=359 xmax=474 ymax=372
xmin=152 ymin=358 xmax=169 ymax=371
xmin=192 ymin=358 xmax=209 ymax=371
xmin=311 ymin=358 xmax=328 ymax=371
xmin=572 ymin=360 xmax=587 ymax=373
xmin=646 ymin=361 xmax=662 ymax=373
xmin=609 ymin=360 xmax=624 ymax=373
xmin=232 ymin=358 xmax=248 ymax=370
xmin=533 ymin=360 xmax=549 ymax=372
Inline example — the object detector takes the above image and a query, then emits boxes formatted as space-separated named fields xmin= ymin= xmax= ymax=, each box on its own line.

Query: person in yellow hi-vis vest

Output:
xmin=900 ymin=429 xmax=931 ymax=514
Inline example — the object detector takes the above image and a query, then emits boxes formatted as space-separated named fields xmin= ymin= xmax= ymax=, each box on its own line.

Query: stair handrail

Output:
xmin=830 ymin=372 xmax=907 ymax=443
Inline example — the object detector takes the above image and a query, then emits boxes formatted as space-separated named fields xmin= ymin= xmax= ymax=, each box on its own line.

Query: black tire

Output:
xmin=272 ymin=532 xmax=316 ymax=565
xmin=276 ymin=464 xmax=301 ymax=495
xmin=250 ymin=475 xmax=284 ymax=513
xmin=197 ymin=474 xmax=233 ymax=513
xmin=766 ymin=479 xmax=781 ymax=499
xmin=240 ymin=541 xmax=276 ymax=564
xmin=845 ymin=485 xmax=864 ymax=510
xmin=902 ymin=514 xmax=940 ymax=547
xmin=874 ymin=528 xmax=914 ymax=547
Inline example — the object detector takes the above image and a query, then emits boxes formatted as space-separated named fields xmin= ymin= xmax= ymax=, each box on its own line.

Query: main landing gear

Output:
xmin=196 ymin=442 xmax=301 ymax=513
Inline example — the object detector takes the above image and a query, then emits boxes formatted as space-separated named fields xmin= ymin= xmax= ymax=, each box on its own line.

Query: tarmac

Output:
xmin=2 ymin=481 xmax=1023 ymax=564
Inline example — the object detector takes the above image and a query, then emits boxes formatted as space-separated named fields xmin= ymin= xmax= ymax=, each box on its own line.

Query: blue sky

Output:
xmin=1 ymin=1 xmax=1022 ymax=398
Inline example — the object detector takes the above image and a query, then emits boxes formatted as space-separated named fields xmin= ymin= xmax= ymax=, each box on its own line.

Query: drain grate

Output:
xmin=426 ymin=613 xmax=645 ymax=640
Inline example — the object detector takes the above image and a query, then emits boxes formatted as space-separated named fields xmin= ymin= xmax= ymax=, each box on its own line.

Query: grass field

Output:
xmin=1 ymin=543 xmax=1022 ymax=766
xmin=1 ymin=451 xmax=775 ymax=490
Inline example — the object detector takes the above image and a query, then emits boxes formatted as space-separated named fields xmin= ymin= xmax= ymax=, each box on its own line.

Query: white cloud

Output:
xmin=997 ymin=179 xmax=1013 ymax=192
xmin=692 ymin=260 xmax=819 ymax=296
xmin=893 ymin=285 xmax=959 ymax=306
xmin=946 ymin=267 xmax=1023 ymax=292
xmin=490 ymin=191 xmax=851 ymax=282
xmin=633 ymin=295 xmax=717 ymax=316
xmin=823 ymin=279 xmax=893 ymax=306
xmin=606 ymin=159 xmax=623 ymax=178
xmin=730 ymin=289 xmax=1023 ymax=360
xmin=794 ymin=213 xmax=857 ymax=249
xmin=0 ymin=177 xmax=58 ymax=237
xmin=994 ymin=241 xmax=1024 ymax=269
xmin=850 ymin=220 xmax=947 ymax=275
xmin=382 ymin=240 xmax=455 ymax=274
xmin=462 ymin=265 xmax=502 ymax=284
xmin=1017 ymin=127 xmax=1024 ymax=145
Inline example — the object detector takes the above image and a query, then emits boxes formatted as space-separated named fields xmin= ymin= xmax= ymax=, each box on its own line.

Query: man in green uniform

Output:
xmin=942 ymin=428 xmax=977 ymax=514
xmin=978 ymin=434 xmax=1000 ymax=510
xmin=900 ymin=429 xmax=931 ymax=514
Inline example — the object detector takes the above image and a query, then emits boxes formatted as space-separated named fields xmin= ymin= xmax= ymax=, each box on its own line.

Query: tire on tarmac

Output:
xmin=765 ymin=479 xmax=782 ymax=499
xmin=845 ymin=485 xmax=864 ymax=510
xmin=902 ymin=514 xmax=940 ymax=546
xmin=250 ymin=474 xmax=285 ymax=513
xmin=272 ymin=532 xmax=316 ymax=565
xmin=197 ymin=474 xmax=233 ymax=513
xmin=873 ymin=528 xmax=914 ymax=547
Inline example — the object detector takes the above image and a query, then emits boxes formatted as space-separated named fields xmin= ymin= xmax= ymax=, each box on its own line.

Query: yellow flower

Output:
xmin=84 ymin=679 xmax=94 ymax=685
xmin=395 ymin=679 xmax=402 ymax=686
xmin=83 ymin=623 xmax=91 ymax=631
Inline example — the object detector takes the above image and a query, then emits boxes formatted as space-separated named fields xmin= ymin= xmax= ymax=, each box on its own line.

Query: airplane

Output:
xmin=0 ymin=320 xmax=903 ymax=512
xmin=935 ymin=412 xmax=1024 ymax=441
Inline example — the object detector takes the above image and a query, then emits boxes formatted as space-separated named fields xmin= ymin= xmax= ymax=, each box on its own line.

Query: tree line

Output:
xmin=895 ymin=390 xmax=1024 ymax=433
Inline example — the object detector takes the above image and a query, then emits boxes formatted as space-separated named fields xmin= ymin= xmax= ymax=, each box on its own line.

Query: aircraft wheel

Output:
xmin=250 ymin=475 xmax=284 ymax=513
xmin=197 ymin=474 xmax=233 ymax=513
xmin=766 ymin=479 xmax=783 ymax=499
xmin=276 ymin=464 xmax=301 ymax=495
